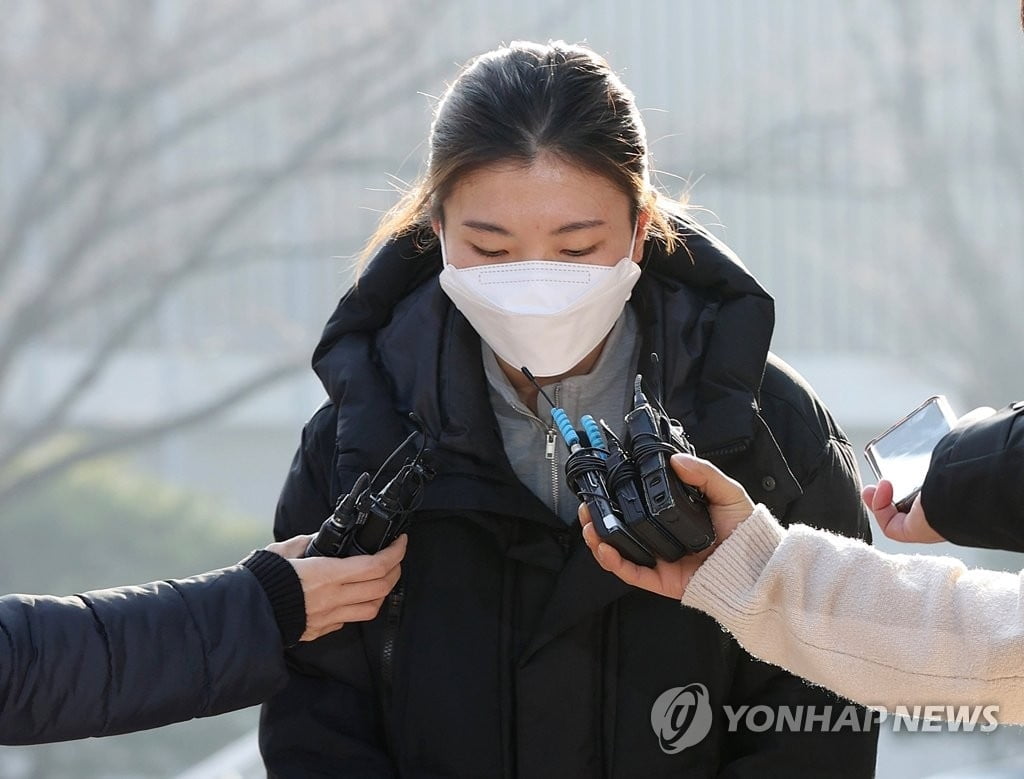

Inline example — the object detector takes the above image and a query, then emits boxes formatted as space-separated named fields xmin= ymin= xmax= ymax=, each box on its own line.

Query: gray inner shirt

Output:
xmin=482 ymin=307 xmax=642 ymax=525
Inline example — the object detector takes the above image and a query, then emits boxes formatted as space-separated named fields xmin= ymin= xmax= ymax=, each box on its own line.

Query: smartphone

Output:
xmin=864 ymin=395 xmax=957 ymax=513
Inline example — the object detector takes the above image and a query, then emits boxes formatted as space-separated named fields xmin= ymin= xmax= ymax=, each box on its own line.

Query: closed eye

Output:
xmin=468 ymin=242 xmax=603 ymax=259
xmin=469 ymin=243 xmax=508 ymax=258
xmin=563 ymin=244 xmax=600 ymax=258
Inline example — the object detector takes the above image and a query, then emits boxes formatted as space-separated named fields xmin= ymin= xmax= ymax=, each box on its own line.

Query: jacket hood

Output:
xmin=311 ymin=218 xmax=774 ymax=461
xmin=307 ymin=220 xmax=785 ymax=652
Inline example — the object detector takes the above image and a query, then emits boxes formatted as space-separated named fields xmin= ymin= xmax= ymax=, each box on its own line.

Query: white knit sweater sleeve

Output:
xmin=681 ymin=505 xmax=1024 ymax=724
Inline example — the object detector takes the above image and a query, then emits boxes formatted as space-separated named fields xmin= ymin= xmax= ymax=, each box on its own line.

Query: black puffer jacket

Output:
xmin=922 ymin=400 xmax=1024 ymax=550
xmin=259 ymin=223 xmax=880 ymax=777
xmin=0 ymin=557 xmax=295 ymax=745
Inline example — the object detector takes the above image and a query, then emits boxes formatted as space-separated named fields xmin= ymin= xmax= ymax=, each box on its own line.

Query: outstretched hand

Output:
xmin=266 ymin=534 xmax=407 ymax=642
xmin=579 ymin=453 xmax=754 ymax=600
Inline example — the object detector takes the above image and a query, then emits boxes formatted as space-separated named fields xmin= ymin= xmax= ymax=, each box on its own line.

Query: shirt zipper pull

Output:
xmin=545 ymin=429 xmax=557 ymax=460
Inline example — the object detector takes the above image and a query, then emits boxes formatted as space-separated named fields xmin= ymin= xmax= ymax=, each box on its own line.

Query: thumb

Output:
xmin=265 ymin=533 xmax=316 ymax=559
xmin=670 ymin=453 xmax=749 ymax=507
xmin=870 ymin=479 xmax=895 ymax=512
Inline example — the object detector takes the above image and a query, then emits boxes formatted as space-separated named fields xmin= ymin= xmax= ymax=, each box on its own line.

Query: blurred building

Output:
xmin=3 ymin=1 xmax=1019 ymax=521
xmin=1 ymin=2 xmax=1022 ymax=775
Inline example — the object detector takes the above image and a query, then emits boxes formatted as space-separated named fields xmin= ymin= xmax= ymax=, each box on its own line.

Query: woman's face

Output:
xmin=437 ymin=154 xmax=645 ymax=269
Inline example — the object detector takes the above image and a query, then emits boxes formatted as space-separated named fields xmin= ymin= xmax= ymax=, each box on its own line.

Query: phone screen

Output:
xmin=866 ymin=397 xmax=955 ymax=503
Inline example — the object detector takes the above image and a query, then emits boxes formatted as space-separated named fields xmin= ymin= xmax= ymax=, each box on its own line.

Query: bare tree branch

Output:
xmin=0 ymin=93 xmax=98 ymax=288
xmin=968 ymin=12 xmax=1024 ymax=187
xmin=0 ymin=355 xmax=307 ymax=508
xmin=0 ymin=2 xmax=368 ymax=300
xmin=0 ymin=12 xmax=424 ymax=374
xmin=0 ymin=6 xmax=418 ymax=369
xmin=0 ymin=1 xmax=454 ymax=494
xmin=45 ymin=239 xmax=342 ymax=334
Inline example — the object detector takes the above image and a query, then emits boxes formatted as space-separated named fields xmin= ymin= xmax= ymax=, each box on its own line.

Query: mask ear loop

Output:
xmin=438 ymin=227 xmax=451 ymax=267
xmin=627 ymin=222 xmax=639 ymax=262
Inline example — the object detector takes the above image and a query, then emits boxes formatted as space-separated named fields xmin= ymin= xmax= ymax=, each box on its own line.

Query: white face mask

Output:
xmin=437 ymin=227 xmax=641 ymax=377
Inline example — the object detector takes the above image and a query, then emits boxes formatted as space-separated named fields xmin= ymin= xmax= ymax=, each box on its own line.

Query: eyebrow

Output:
xmin=553 ymin=219 xmax=606 ymax=235
xmin=461 ymin=218 xmax=607 ymax=236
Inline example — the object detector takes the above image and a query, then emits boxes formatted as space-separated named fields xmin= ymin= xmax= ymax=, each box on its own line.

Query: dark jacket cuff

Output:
xmin=240 ymin=549 xmax=306 ymax=647
xmin=921 ymin=401 xmax=1024 ymax=551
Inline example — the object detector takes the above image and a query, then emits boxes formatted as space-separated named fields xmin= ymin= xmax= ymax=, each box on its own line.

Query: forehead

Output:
xmin=443 ymin=155 xmax=633 ymax=227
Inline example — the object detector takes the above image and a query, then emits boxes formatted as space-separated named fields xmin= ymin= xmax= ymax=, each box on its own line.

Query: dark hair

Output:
xmin=358 ymin=40 xmax=685 ymax=270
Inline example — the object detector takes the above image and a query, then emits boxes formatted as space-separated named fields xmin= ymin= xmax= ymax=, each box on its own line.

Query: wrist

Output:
xmin=240 ymin=549 xmax=307 ymax=647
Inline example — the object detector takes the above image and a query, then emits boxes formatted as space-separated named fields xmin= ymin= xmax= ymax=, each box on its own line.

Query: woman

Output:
xmin=260 ymin=41 xmax=879 ymax=776
xmin=579 ymin=451 xmax=1024 ymax=724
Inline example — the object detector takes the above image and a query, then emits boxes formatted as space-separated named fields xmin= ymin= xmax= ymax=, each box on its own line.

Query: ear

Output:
xmin=431 ymin=218 xmax=442 ymax=238
xmin=631 ymin=209 xmax=652 ymax=264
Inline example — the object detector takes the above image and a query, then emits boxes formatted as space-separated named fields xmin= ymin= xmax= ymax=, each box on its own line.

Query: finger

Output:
xmin=861 ymin=484 xmax=876 ymax=509
xmin=373 ymin=534 xmax=408 ymax=570
xmin=350 ymin=537 xmax=408 ymax=579
xmin=320 ymin=597 xmax=388 ymax=625
xmin=265 ymin=533 xmax=314 ymax=558
xmin=380 ymin=563 xmax=402 ymax=592
xmin=578 ymin=502 xmax=593 ymax=528
xmin=870 ymin=479 xmax=895 ymax=512
xmin=593 ymin=540 xmax=624 ymax=573
xmin=669 ymin=454 xmax=748 ymax=506
xmin=314 ymin=577 xmax=397 ymax=609
xmin=859 ymin=481 xmax=900 ymax=537
xmin=298 ymin=553 xmax=394 ymax=585
xmin=594 ymin=542 xmax=648 ymax=588
xmin=581 ymin=520 xmax=601 ymax=551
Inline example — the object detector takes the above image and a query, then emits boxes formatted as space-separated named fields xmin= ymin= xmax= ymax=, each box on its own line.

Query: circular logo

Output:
xmin=650 ymin=683 xmax=714 ymax=754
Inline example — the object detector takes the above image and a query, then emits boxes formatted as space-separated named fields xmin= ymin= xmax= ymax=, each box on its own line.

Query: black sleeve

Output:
xmin=258 ymin=402 xmax=396 ymax=776
xmin=0 ymin=565 xmax=287 ymax=745
xmin=921 ymin=401 xmax=1024 ymax=551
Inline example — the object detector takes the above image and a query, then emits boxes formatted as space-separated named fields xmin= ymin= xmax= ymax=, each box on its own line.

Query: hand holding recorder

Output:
xmin=531 ymin=368 xmax=715 ymax=568
xmin=579 ymin=453 xmax=753 ymax=599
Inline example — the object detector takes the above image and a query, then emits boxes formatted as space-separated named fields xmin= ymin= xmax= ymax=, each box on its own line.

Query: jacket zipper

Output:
xmin=548 ymin=385 xmax=560 ymax=513
xmin=698 ymin=441 xmax=750 ymax=459
xmin=508 ymin=385 xmax=562 ymax=516
xmin=545 ymin=427 xmax=558 ymax=515
xmin=381 ymin=581 xmax=405 ymax=700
